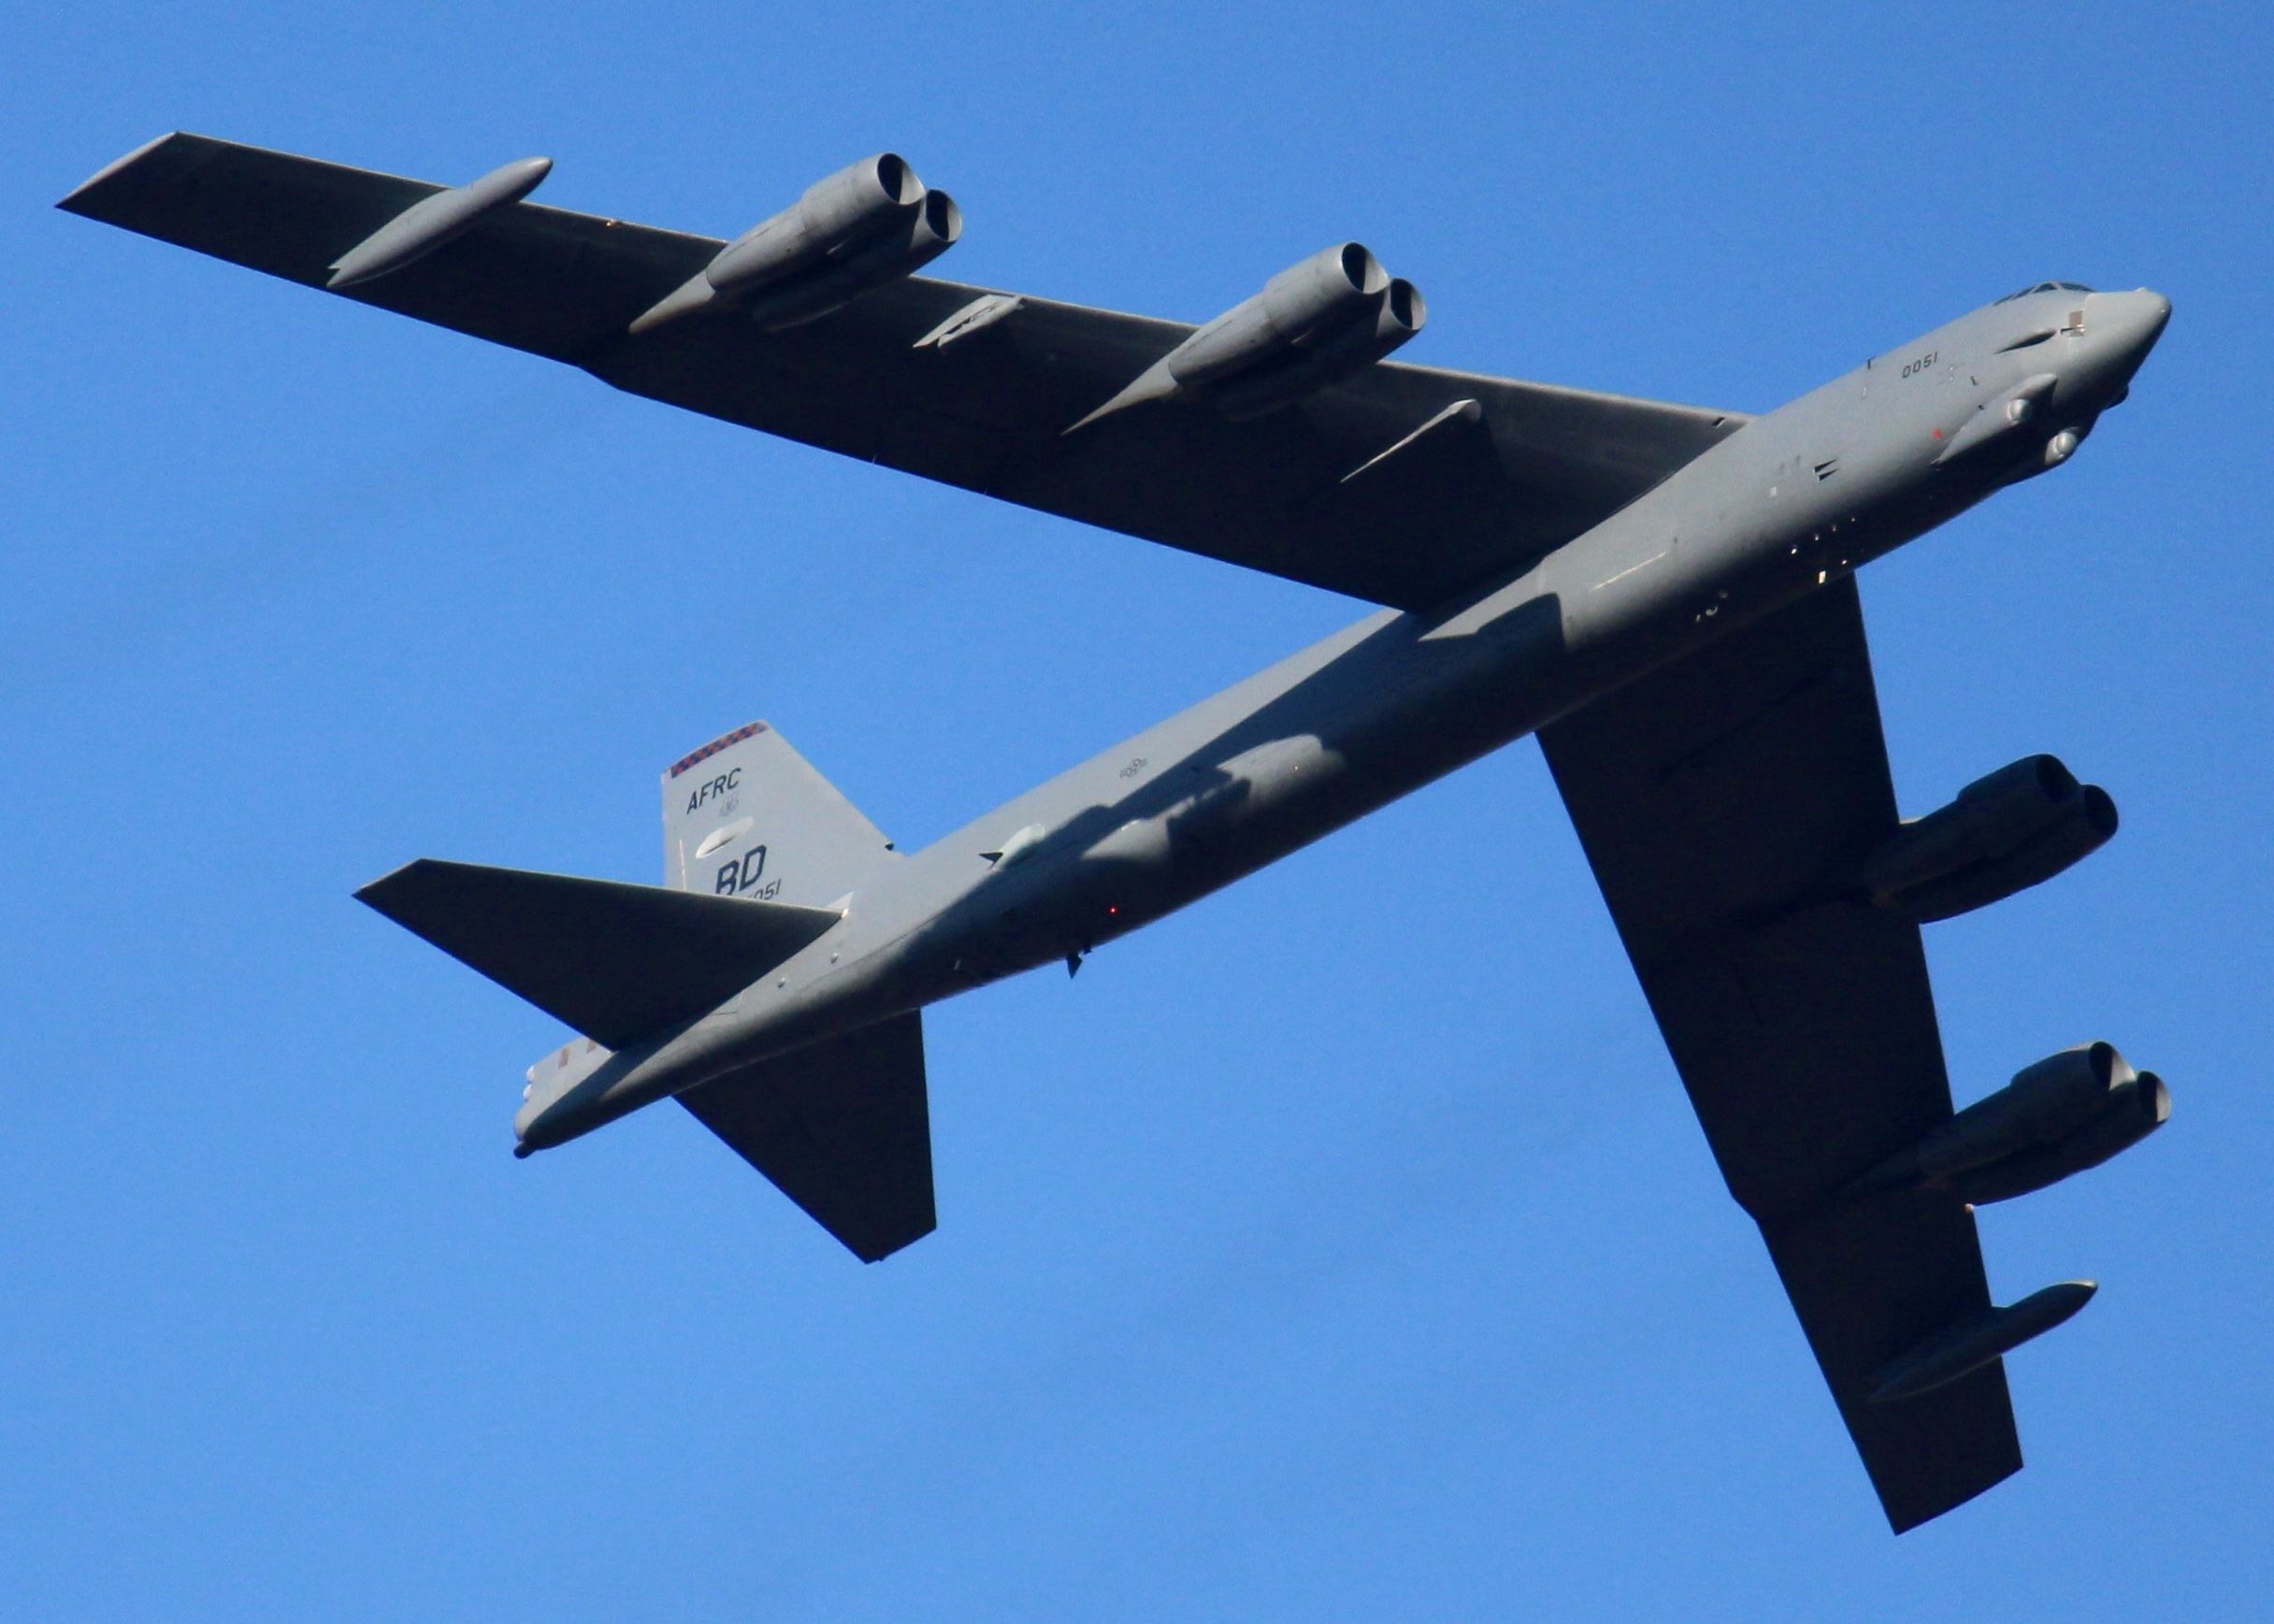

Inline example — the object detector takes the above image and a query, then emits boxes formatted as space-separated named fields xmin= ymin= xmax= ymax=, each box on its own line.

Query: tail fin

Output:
xmin=664 ymin=721 xmax=897 ymax=905
xmin=355 ymin=858 xmax=841 ymax=1049
xmin=677 ymin=1011 xmax=934 ymax=1262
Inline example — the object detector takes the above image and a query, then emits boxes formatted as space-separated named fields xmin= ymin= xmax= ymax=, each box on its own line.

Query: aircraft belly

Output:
xmin=555 ymin=410 xmax=1952 ymax=1135
xmin=839 ymin=438 xmax=1859 ymax=997
xmin=91 ymin=129 xmax=2159 ymax=1514
xmin=536 ymin=402 xmax=1951 ymax=1158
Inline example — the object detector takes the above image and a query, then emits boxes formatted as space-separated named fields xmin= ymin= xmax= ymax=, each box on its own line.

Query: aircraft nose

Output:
xmin=2092 ymin=288 xmax=2173 ymax=364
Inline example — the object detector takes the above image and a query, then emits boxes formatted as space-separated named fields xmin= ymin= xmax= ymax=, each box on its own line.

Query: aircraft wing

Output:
xmin=59 ymin=133 xmax=1747 ymax=611
xmin=1536 ymin=578 xmax=2022 ymax=1532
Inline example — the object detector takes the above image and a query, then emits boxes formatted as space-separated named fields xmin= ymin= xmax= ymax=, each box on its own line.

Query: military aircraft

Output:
xmin=62 ymin=135 xmax=2174 ymax=1531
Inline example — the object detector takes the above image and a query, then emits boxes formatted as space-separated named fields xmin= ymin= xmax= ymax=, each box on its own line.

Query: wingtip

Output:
xmin=1884 ymin=1454 xmax=2021 ymax=1534
xmin=353 ymin=857 xmax=439 ymax=907
xmin=849 ymin=1216 xmax=938 ymax=1264
xmin=58 ymin=131 xmax=184 ymax=212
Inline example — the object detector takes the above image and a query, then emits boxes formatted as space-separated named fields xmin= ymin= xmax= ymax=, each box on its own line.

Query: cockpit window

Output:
xmin=1995 ymin=280 xmax=2096 ymax=304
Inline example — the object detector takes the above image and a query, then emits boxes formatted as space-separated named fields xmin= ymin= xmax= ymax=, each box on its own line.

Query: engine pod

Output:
xmin=1959 ymin=1070 xmax=2171 ymax=1204
xmin=1864 ymin=754 xmax=2117 ymax=922
xmin=1066 ymin=243 xmax=1426 ymax=432
xmin=704 ymin=152 xmax=926 ymax=296
xmin=629 ymin=153 xmax=957 ymax=334
xmin=1845 ymin=1042 xmax=2170 ymax=1203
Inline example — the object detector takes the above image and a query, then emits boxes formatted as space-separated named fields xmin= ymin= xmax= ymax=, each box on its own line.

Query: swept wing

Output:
xmin=60 ymin=133 xmax=1745 ymax=610
xmin=1539 ymin=578 xmax=2019 ymax=1531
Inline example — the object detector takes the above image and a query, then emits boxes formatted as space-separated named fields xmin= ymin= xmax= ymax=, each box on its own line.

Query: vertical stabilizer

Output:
xmin=663 ymin=721 xmax=898 ymax=906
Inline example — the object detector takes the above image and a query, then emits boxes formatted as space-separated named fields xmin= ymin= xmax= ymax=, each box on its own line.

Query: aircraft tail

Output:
xmin=663 ymin=720 xmax=898 ymax=904
xmin=678 ymin=1012 xmax=935 ymax=1262
xmin=359 ymin=722 xmax=936 ymax=1259
xmin=355 ymin=858 xmax=842 ymax=1049
xmin=657 ymin=723 xmax=930 ymax=1259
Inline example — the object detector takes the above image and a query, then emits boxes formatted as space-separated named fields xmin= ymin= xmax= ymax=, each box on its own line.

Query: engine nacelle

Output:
xmin=1067 ymin=243 xmax=1425 ymax=429
xmin=1959 ymin=1068 xmax=2168 ymax=1204
xmin=629 ymin=153 xmax=960 ymax=334
xmin=1863 ymin=754 xmax=2116 ymax=922
xmin=1170 ymin=242 xmax=1426 ymax=417
xmin=1848 ymin=1041 xmax=2171 ymax=1202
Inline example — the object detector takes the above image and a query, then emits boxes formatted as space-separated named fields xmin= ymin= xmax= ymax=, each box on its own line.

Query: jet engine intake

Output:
xmin=1067 ymin=243 xmax=1425 ymax=430
xmin=630 ymin=153 xmax=960 ymax=334
xmin=1847 ymin=1041 xmax=2171 ymax=1204
xmin=1862 ymin=754 xmax=2116 ymax=922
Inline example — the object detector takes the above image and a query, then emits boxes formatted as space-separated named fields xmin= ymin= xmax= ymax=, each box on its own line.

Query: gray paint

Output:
xmin=325 ymin=155 xmax=550 ymax=288
xmin=58 ymin=134 xmax=1746 ymax=610
xmin=525 ymin=286 xmax=2168 ymax=1149
xmin=58 ymin=137 xmax=2174 ymax=1531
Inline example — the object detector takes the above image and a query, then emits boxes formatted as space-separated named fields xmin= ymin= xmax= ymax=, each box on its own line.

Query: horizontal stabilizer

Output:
xmin=678 ymin=1013 xmax=934 ymax=1262
xmin=356 ymin=858 xmax=840 ymax=1048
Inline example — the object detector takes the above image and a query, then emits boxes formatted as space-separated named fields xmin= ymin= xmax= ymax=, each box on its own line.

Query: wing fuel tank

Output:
xmin=325 ymin=156 xmax=552 ymax=288
xmin=1870 ymin=1282 xmax=2097 ymax=1403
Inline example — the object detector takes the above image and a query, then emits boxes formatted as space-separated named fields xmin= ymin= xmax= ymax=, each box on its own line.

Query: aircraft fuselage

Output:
xmin=518 ymin=286 xmax=2169 ymax=1150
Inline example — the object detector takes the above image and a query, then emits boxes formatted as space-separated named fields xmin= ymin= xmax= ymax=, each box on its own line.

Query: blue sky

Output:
xmin=6 ymin=3 xmax=2270 ymax=1617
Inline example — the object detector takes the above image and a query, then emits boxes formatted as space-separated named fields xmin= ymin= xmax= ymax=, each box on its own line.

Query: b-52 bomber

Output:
xmin=63 ymin=135 xmax=2175 ymax=1531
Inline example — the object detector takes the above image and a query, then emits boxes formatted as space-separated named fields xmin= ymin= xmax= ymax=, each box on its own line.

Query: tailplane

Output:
xmin=678 ymin=1012 xmax=935 ymax=1262
xmin=355 ymin=858 xmax=840 ymax=1048
xmin=357 ymin=719 xmax=930 ymax=1259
